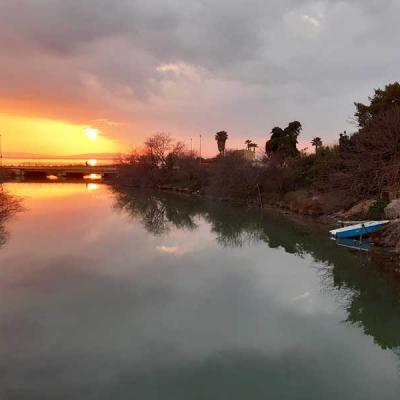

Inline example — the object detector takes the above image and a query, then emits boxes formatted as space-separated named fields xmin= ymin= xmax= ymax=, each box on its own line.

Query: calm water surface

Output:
xmin=1 ymin=182 xmax=400 ymax=399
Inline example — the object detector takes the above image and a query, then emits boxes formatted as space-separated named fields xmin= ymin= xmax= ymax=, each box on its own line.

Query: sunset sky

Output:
xmin=1 ymin=0 xmax=400 ymax=156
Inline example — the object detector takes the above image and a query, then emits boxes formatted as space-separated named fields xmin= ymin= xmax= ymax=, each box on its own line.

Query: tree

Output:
xmin=265 ymin=121 xmax=302 ymax=163
xmin=165 ymin=141 xmax=186 ymax=170
xmin=210 ymin=151 xmax=263 ymax=202
xmin=338 ymin=131 xmax=352 ymax=153
xmin=355 ymin=82 xmax=400 ymax=127
xmin=265 ymin=127 xmax=284 ymax=155
xmin=215 ymin=131 xmax=228 ymax=156
xmin=245 ymin=139 xmax=258 ymax=152
xmin=249 ymin=143 xmax=258 ymax=152
xmin=311 ymin=137 xmax=323 ymax=153
xmin=144 ymin=133 xmax=173 ymax=167
xmin=329 ymin=106 xmax=400 ymax=199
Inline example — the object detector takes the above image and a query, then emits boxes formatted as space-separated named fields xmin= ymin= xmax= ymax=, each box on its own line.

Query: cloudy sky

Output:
xmin=1 ymin=0 xmax=399 ymax=156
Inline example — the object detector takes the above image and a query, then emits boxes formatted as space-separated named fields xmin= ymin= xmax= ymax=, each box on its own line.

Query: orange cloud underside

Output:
xmin=0 ymin=113 xmax=123 ymax=155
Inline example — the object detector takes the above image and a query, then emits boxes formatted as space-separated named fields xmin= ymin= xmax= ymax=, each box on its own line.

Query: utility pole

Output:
xmin=0 ymin=133 xmax=2 ymax=167
xmin=190 ymin=138 xmax=193 ymax=156
xmin=199 ymin=134 xmax=202 ymax=159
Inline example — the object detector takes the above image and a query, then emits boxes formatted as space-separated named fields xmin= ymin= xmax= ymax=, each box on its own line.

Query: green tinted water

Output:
xmin=1 ymin=183 xmax=400 ymax=399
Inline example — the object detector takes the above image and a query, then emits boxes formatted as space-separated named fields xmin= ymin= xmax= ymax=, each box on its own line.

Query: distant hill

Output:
xmin=3 ymin=152 xmax=122 ymax=160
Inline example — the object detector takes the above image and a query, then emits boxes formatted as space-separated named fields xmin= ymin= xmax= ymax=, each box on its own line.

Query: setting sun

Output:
xmin=85 ymin=128 xmax=99 ymax=141
xmin=0 ymin=114 xmax=123 ymax=156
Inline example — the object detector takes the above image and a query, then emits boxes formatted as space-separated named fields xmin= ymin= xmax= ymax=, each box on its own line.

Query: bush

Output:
xmin=366 ymin=200 xmax=389 ymax=220
xmin=208 ymin=151 xmax=263 ymax=202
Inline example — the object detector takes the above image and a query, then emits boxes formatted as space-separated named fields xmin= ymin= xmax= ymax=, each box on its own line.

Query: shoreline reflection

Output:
xmin=113 ymin=187 xmax=400 ymax=353
xmin=0 ymin=185 xmax=22 ymax=248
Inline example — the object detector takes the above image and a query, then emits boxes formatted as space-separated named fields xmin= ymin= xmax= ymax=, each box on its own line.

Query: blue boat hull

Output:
xmin=334 ymin=223 xmax=387 ymax=239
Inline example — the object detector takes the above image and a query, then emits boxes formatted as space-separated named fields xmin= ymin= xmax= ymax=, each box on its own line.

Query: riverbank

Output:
xmin=5 ymin=170 xmax=397 ymax=260
xmin=115 ymin=86 xmax=400 ymax=257
xmin=115 ymin=182 xmax=400 ymax=292
xmin=112 ymin=180 xmax=400 ymax=273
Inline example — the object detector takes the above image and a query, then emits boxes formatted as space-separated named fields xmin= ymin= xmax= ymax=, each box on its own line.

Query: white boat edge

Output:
xmin=329 ymin=220 xmax=390 ymax=236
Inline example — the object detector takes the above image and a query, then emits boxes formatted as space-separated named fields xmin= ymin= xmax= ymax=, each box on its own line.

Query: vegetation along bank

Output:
xmin=114 ymin=81 xmax=400 ymax=256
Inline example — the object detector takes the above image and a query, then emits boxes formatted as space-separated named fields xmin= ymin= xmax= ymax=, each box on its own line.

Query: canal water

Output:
xmin=1 ymin=182 xmax=400 ymax=399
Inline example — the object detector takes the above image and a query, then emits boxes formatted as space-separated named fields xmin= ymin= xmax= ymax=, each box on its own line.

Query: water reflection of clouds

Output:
xmin=156 ymin=245 xmax=180 ymax=254
xmin=1 ymin=236 xmax=398 ymax=399
xmin=1 ymin=184 xmax=400 ymax=398
xmin=293 ymin=291 xmax=311 ymax=302
xmin=112 ymin=188 xmax=400 ymax=352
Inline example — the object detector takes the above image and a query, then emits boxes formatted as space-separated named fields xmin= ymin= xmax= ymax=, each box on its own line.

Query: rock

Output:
xmin=379 ymin=220 xmax=400 ymax=252
xmin=385 ymin=199 xmax=400 ymax=219
xmin=342 ymin=199 xmax=375 ymax=219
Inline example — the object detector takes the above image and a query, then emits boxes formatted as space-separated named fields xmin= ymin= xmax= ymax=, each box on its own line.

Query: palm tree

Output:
xmin=245 ymin=139 xmax=252 ymax=150
xmin=311 ymin=137 xmax=323 ymax=153
xmin=215 ymin=131 xmax=228 ymax=156
xmin=249 ymin=143 xmax=258 ymax=152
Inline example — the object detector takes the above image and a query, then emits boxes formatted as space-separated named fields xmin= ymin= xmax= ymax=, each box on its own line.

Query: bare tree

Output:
xmin=144 ymin=133 xmax=173 ymax=167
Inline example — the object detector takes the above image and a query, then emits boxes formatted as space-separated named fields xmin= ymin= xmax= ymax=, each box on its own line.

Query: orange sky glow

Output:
xmin=1 ymin=113 xmax=124 ymax=155
xmin=2 ymin=1 xmax=397 ymax=158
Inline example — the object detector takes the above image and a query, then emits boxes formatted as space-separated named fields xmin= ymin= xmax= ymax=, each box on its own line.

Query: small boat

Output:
xmin=329 ymin=220 xmax=389 ymax=239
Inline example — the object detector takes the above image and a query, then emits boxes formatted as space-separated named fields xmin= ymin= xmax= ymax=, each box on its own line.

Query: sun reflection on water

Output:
xmin=4 ymin=183 xmax=91 ymax=199
xmin=86 ymin=183 xmax=99 ymax=191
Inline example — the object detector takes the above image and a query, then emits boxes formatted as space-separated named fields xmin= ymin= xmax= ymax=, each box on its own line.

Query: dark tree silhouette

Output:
xmin=311 ymin=137 xmax=323 ymax=153
xmin=249 ymin=143 xmax=258 ymax=152
xmin=245 ymin=140 xmax=258 ymax=152
xmin=215 ymin=131 xmax=228 ymax=156
xmin=355 ymin=82 xmax=400 ymax=128
xmin=265 ymin=121 xmax=302 ymax=163
xmin=330 ymin=106 xmax=400 ymax=199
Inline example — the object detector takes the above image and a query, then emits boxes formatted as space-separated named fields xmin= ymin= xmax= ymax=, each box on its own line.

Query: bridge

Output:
xmin=1 ymin=165 xmax=119 ymax=180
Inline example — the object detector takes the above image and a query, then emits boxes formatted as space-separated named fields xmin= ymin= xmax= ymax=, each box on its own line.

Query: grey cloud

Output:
xmin=0 ymin=0 xmax=399 ymax=147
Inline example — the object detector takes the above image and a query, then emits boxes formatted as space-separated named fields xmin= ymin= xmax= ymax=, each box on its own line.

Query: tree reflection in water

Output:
xmin=0 ymin=185 xmax=22 ymax=248
xmin=113 ymin=190 xmax=200 ymax=235
xmin=113 ymin=187 xmax=400 ymax=355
